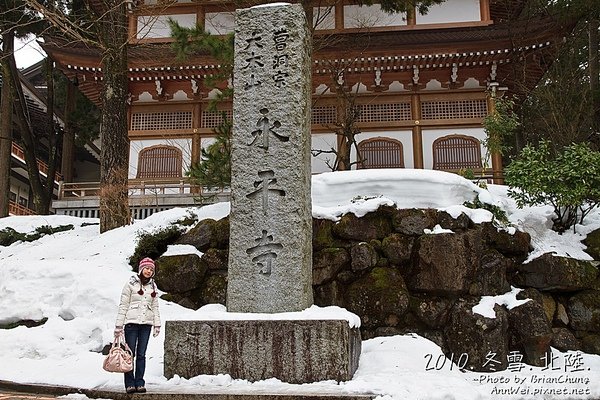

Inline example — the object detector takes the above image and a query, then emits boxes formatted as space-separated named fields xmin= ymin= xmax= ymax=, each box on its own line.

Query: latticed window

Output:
xmin=356 ymin=103 xmax=412 ymax=123
xmin=312 ymin=105 xmax=337 ymax=124
xmin=137 ymin=145 xmax=183 ymax=179
xmin=421 ymin=100 xmax=487 ymax=120
xmin=201 ymin=110 xmax=233 ymax=129
xmin=357 ymin=138 xmax=404 ymax=169
xmin=131 ymin=111 xmax=192 ymax=131
xmin=432 ymin=135 xmax=482 ymax=170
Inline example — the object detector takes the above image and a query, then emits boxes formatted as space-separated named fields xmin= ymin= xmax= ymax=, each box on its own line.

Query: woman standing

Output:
xmin=114 ymin=257 xmax=161 ymax=394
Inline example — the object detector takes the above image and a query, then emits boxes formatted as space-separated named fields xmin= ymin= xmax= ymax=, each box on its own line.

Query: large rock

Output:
xmin=314 ymin=279 xmax=344 ymax=307
xmin=482 ymin=223 xmax=531 ymax=259
xmin=197 ymin=273 xmax=227 ymax=305
xmin=201 ymin=248 xmax=228 ymax=270
xmin=555 ymin=302 xmax=570 ymax=326
xmin=411 ymin=295 xmax=454 ymax=329
xmin=346 ymin=267 xmax=410 ymax=328
xmin=445 ymin=298 xmax=509 ymax=372
xmin=391 ymin=208 xmax=437 ymax=236
xmin=581 ymin=334 xmax=600 ymax=355
xmin=469 ymin=249 xmax=511 ymax=296
xmin=381 ymin=234 xmax=414 ymax=266
xmin=514 ymin=253 xmax=599 ymax=292
xmin=437 ymin=211 xmax=472 ymax=232
xmin=583 ymin=228 xmax=600 ymax=260
xmin=313 ymin=248 xmax=349 ymax=285
xmin=350 ymin=242 xmax=378 ymax=271
xmin=155 ymin=254 xmax=207 ymax=293
xmin=164 ymin=319 xmax=361 ymax=383
xmin=332 ymin=209 xmax=392 ymax=241
xmin=516 ymin=288 xmax=556 ymax=324
xmin=507 ymin=300 xmax=552 ymax=366
xmin=176 ymin=218 xmax=229 ymax=252
xmin=409 ymin=231 xmax=481 ymax=295
xmin=551 ymin=328 xmax=581 ymax=352
xmin=313 ymin=219 xmax=346 ymax=251
xmin=567 ymin=290 xmax=600 ymax=332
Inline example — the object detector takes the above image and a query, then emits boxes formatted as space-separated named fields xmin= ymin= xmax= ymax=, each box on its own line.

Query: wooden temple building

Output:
xmin=44 ymin=0 xmax=572 ymax=217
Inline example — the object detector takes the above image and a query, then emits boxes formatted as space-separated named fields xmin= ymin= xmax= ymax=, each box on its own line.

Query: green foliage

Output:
xmin=169 ymin=21 xmax=233 ymax=94
xmin=170 ymin=21 xmax=233 ymax=193
xmin=0 ymin=228 xmax=29 ymax=246
xmin=0 ymin=317 xmax=48 ymax=330
xmin=463 ymin=197 xmax=509 ymax=226
xmin=129 ymin=226 xmax=184 ymax=269
xmin=187 ymin=116 xmax=231 ymax=193
xmin=53 ymin=73 xmax=101 ymax=145
xmin=482 ymin=96 xmax=519 ymax=167
xmin=505 ymin=141 xmax=600 ymax=233
xmin=0 ymin=224 xmax=74 ymax=246
xmin=458 ymin=168 xmax=475 ymax=180
xmin=172 ymin=211 xmax=199 ymax=227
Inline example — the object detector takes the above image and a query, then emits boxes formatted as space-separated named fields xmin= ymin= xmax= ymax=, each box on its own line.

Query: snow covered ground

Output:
xmin=0 ymin=169 xmax=598 ymax=400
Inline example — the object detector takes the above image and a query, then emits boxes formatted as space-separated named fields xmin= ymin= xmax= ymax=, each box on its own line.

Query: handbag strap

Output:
xmin=112 ymin=333 xmax=133 ymax=355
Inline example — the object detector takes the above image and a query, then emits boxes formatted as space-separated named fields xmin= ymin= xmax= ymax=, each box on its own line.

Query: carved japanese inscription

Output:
xmin=228 ymin=4 xmax=313 ymax=313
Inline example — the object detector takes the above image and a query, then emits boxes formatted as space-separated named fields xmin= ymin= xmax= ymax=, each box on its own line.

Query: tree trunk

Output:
xmin=0 ymin=32 xmax=14 ymax=217
xmin=99 ymin=0 xmax=131 ymax=232
xmin=61 ymin=78 xmax=76 ymax=183
xmin=44 ymin=58 xmax=60 ymax=212
xmin=7 ymin=47 xmax=49 ymax=214
xmin=590 ymin=17 xmax=600 ymax=147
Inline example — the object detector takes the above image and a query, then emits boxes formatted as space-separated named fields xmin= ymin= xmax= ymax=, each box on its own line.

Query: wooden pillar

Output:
xmin=487 ymin=94 xmax=504 ymax=184
xmin=407 ymin=6 xmax=416 ymax=26
xmin=335 ymin=2 xmax=344 ymax=30
xmin=191 ymin=103 xmax=202 ymax=165
xmin=411 ymin=93 xmax=423 ymax=168
xmin=128 ymin=13 xmax=138 ymax=42
xmin=61 ymin=79 xmax=76 ymax=183
xmin=480 ymin=0 xmax=491 ymax=22
xmin=197 ymin=6 xmax=205 ymax=28
xmin=191 ymin=103 xmax=202 ymax=194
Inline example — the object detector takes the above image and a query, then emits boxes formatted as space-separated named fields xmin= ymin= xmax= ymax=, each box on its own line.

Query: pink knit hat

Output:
xmin=138 ymin=257 xmax=155 ymax=275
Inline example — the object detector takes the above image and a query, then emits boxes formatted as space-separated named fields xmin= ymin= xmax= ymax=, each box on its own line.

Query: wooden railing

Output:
xmin=442 ymin=168 xmax=503 ymax=184
xmin=11 ymin=143 xmax=63 ymax=182
xmin=58 ymin=178 xmax=229 ymax=199
xmin=8 ymin=200 xmax=36 ymax=216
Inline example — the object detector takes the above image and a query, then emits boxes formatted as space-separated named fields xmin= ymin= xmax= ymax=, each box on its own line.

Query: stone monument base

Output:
xmin=164 ymin=319 xmax=361 ymax=384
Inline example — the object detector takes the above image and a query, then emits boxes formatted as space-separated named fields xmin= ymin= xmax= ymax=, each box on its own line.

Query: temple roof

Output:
xmin=42 ymin=4 xmax=572 ymax=106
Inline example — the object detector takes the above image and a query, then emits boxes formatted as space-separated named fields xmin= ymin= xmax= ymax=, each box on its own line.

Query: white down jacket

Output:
xmin=115 ymin=275 xmax=161 ymax=327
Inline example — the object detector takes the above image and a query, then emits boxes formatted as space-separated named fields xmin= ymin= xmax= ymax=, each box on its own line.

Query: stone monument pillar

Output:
xmin=227 ymin=3 xmax=313 ymax=313
xmin=164 ymin=4 xmax=361 ymax=384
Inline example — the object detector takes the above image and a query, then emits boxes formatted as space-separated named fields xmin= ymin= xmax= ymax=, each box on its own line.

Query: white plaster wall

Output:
xmin=311 ymin=133 xmax=338 ymax=173
xmin=421 ymin=127 xmax=487 ymax=169
xmin=351 ymin=131 xmax=414 ymax=169
xmin=344 ymin=5 xmax=407 ymax=28
xmin=129 ymin=138 xmax=192 ymax=179
xmin=201 ymin=136 xmax=216 ymax=152
xmin=205 ymin=12 xmax=235 ymax=35
xmin=137 ymin=14 xmax=196 ymax=39
xmin=416 ymin=0 xmax=480 ymax=24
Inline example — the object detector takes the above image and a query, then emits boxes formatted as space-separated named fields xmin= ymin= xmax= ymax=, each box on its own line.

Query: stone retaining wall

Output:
xmin=156 ymin=206 xmax=600 ymax=371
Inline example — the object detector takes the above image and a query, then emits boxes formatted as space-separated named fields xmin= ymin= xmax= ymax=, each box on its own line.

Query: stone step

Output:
xmin=0 ymin=381 xmax=375 ymax=400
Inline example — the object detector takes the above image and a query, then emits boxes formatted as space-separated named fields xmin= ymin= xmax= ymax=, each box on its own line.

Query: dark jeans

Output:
xmin=123 ymin=323 xmax=152 ymax=389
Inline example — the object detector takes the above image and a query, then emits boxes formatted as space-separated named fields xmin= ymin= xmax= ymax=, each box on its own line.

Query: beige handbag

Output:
xmin=103 ymin=334 xmax=133 ymax=373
